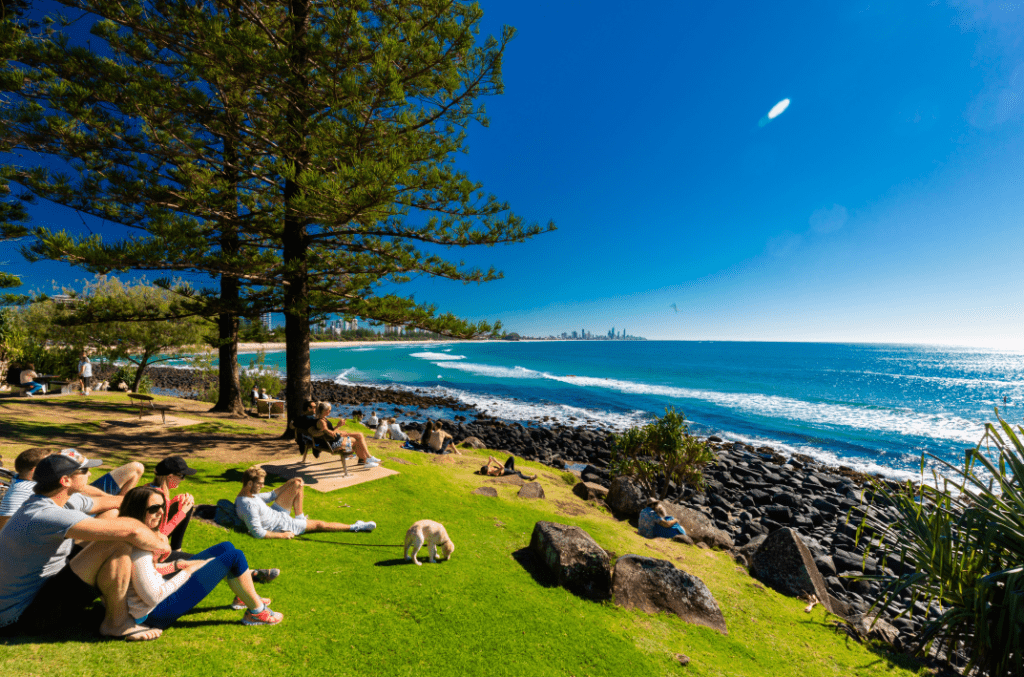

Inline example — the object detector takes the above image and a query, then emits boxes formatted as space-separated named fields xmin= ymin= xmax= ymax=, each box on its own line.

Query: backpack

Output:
xmin=214 ymin=498 xmax=244 ymax=530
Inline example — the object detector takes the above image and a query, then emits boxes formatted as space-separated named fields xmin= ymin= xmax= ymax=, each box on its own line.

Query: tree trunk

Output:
xmin=279 ymin=0 xmax=311 ymax=440
xmin=133 ymin=351 xmax=152 ymax=393
xmin=210 ymin=306 xmax=244 ymax=415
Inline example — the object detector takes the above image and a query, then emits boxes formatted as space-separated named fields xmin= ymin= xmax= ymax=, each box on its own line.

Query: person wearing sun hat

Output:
xmin=0 ymin=450 xmax=170 ymax=641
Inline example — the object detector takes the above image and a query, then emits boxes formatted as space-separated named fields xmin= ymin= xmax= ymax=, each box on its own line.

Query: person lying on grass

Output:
xmin=234 ymin=467 xmax=376 ymax=540
xmin=0 ymin=451 xmax=168 ymax=641
xmin=313 ymin=402 xmax=380 ymax=468
xmin=0 ymin=447 xmax=144 ymax=531
xmin=120 ymin=486 xmax=283 ymax=628
xmin=478 ymin=455 xmax=537 ymax=480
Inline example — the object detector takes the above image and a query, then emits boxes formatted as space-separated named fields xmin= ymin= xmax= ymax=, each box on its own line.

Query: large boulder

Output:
xmin=572 ymin=481 xmax=609 ymax=501
xmin=529 ymin=521 xmax=611 ymax=601
xmin=606 ymin=476 xmax=648 ymax=518
xmin=611 ymin=555 xmax=728 ymax=635
xmin=750 ymin=527 xmax=833 ymax=613
xmin=660 ymin=502 xmax=735 ymax=550
xmin=518 ymin=482 xmax=545 ymax=499
xmin=460 ymin=436 xmax=487 ymax=449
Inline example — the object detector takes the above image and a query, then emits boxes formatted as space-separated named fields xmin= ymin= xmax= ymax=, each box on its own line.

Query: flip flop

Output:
xmin=108 ymin=627 xmax=162 ymax=642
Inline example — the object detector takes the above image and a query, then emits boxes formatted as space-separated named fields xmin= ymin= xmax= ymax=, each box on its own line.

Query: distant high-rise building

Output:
xmin=260 ymin=312 xmax=272 ymax=330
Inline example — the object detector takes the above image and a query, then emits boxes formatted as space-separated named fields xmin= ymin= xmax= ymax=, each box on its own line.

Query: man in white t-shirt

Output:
xmin=0 ymin=450 xmax=169 ymax=640
xmin=234 ymin=466 xmax=376 ymax=539
xmin=78 ymin=352 xmax=93 ymax=396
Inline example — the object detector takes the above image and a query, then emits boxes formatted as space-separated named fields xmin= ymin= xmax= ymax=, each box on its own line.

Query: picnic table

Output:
xmin=257 ymin=398 xmax=285 ymax=418
xmin=127 ymin=393 xmax=175 ymax=424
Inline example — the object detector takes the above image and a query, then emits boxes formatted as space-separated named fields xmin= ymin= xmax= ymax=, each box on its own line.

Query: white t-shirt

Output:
xmin=0 ymin=479 xmax=91 ymax=517
xmin=234 ymin=491 xmax=306 ymax=538
xmin=126 ymin=548 xmax=190 ymax=621
xmin=19 ymin=370 xmax=37 ymax=385
xmin=78 ymin=359 xmax=92 ymax=378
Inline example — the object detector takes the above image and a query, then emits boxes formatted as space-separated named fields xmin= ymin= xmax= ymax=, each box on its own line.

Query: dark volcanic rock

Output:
xmin=606 ymin=476 xmax=648 ymax=518
xmin=750 ymin=527 xmax=833 ymax=613
xmin=529 ymin=521 xmax=611 ymax=601
xmin=660 ymin=502 xmax=734 ymax=550
xmin=611 ymin=555 xmax=727 ymax=635
xmin=573 ymin=481 xmax=609 ymax=501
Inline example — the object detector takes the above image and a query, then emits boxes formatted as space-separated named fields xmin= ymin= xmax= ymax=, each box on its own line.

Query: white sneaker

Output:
xmin=366 ymin=456 xmax=381 ymax=464
xmin=350 ymin=520 xmax=377 ymax=533
xmin=364 ymin=460 xmax=380 ymax=469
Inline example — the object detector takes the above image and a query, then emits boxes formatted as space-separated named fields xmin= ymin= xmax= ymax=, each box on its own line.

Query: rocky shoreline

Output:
xmin=143 ymin=365 xmax=932 ymax=655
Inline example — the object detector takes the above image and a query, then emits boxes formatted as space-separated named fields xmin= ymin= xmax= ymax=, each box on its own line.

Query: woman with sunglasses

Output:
xmin=121 ymin=486 xmax=284 ymax=628
xmin=148 ymin=456 xmax=197 ymax=553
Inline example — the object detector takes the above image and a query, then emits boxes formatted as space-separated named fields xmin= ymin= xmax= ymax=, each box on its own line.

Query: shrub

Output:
xmin=239 ymin=350 xmax=283 ymax=400
xmin=609 ymin=407 xmax=715 ymax=499
xmin=855 ymin=412 xmax=1024 ymax=676
xmin=109 ymin=365 xmax=153 ymax=394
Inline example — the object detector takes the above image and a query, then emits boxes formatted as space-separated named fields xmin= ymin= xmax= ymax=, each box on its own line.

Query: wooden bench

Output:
xmin=127 ymin=393 xmax=175 ymax=424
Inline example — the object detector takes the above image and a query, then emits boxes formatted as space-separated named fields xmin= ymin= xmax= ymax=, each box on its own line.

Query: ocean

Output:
xmin=241 ymin=341 xmax=1024 ymax=482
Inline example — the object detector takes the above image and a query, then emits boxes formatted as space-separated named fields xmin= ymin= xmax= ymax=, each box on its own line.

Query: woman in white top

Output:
xmin=121 ymin=486 xmax=283 ymax=628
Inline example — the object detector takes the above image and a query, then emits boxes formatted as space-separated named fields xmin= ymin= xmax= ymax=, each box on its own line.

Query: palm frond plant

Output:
xmin=851 ymin=412 xmax=1024 ymax=676
xmin=609 ymin=407 xmax=715 ymax=499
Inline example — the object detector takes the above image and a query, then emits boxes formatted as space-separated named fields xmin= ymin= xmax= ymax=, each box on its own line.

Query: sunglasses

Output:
xmin=146 ymin=503 xmax=166 ymax=515
xmin=73 ymin=468 xmax=89 ymax=476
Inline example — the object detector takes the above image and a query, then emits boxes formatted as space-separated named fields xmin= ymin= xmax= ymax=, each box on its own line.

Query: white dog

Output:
xmin=374 ymin=420 xmax=389 ymax=440
xmin=403 ymin=519 xmax=455 ymax=566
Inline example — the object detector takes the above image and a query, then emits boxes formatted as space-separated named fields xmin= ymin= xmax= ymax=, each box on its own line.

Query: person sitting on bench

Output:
xmin=292 ymin=400 xmax=321 ymax=461
xmin=234 ymin=467 xmax=376 ymax=539
xmin=19 ymin=363 xmax=44 ymax=397
xmin=312 ymin=403 xmax=380 ymax=468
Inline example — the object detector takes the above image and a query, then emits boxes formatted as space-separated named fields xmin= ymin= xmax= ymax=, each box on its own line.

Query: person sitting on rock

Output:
xmin=638 ymin=499 xmax=687 ymax=539
xmin=478 ymin=455 xmax=536 ymax=480
xmin=423 ymin=421 xmax=458 ymax=454
xmin=234 ymin=467 xmax=376 ymax=539
xmin=364 ymin=411 xmax=379 ymax=428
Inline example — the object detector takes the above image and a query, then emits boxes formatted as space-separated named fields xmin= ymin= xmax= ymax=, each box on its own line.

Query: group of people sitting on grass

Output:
xmin=0 ymin=447 xmax=376 ymax=642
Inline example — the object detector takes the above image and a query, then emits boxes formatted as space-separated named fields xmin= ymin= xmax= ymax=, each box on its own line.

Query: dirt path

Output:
xmin=0 ymin=392 xmax=381 ymax=467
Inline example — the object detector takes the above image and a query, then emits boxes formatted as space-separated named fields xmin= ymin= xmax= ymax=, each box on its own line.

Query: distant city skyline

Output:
xmin=4 ymin=1 xmax=1023 ymax=351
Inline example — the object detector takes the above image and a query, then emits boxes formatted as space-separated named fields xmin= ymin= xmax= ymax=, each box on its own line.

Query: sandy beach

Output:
xmin=234 ymin=339 xmax=504 ymax=353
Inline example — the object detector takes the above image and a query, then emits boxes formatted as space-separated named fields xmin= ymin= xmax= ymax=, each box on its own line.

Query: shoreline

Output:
xmin=235 ymin=339 xmax=509 ymax=353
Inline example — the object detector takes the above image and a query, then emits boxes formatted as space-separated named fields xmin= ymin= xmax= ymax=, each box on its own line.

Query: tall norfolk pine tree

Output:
xmin=1 ymin=0 xmax=551 ymax=426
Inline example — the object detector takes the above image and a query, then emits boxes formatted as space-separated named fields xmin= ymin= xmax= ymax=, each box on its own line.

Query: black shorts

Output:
xmin=81 ymin=375 xmax=92 ymax=387
xmin=1 ymin=564 xmax=99 ymax=636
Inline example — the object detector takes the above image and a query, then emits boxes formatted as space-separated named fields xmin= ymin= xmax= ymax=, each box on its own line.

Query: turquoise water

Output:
xmin=243 ymin=341 xmax=1024 ymax=481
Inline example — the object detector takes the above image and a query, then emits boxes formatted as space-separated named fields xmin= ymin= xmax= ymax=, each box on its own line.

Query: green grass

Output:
xmin=0 ymin=448 xmax=923 ymax=676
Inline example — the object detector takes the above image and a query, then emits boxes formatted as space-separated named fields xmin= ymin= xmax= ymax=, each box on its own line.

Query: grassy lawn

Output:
xmin=0 ymin=403 xmax=922 ymax=676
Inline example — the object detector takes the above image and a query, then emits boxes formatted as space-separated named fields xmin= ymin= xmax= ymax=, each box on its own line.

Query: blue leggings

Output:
xmin=144 ymin=542 xmax=250 ymax=629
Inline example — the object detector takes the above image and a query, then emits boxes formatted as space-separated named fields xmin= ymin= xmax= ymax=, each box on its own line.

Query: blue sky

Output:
xmin=5 ymin=1 xmax=1024 ymax=348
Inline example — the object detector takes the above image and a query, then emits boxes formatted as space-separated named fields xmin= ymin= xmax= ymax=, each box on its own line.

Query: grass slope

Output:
xmin=0 ymin=410 xmax=919 ymax=677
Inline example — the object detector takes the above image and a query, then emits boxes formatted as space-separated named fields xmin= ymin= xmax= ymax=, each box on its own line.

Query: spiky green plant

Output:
xmin=853 ymin=412 xmax=1024 ymax=676
xmin=609 ymin=407 xmax=715 ymax=499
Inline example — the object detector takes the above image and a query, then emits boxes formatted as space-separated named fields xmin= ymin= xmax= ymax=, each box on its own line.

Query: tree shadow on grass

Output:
xmin=374 ymin=558 xmax=412 ymax=567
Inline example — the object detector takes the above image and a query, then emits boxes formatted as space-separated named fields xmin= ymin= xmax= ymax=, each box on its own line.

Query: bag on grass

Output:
xmin=214 ymin=498 xmax=244 ymax=530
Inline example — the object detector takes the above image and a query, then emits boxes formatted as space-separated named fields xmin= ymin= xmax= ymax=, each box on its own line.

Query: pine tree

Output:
xmin=1 ymin=0 xmax=552 ymax=428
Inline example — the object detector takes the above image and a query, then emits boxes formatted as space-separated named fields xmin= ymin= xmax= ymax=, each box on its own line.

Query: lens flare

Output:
xmin=767 ymin=98 xmax=790 ymax=119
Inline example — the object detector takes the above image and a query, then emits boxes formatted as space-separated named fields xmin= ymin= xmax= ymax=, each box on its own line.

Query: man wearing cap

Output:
xmin=0 ymin=450 xmax=169 ymax=641
xmin=0 ymin=448 xmax=144 ymax=531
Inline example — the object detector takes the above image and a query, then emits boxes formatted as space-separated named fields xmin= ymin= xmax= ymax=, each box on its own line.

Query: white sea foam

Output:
xmin=332 ymin=367 xmax=362 ymax=383
xmin=856 ymin=370 xmax=1024 ymax=390
xmin=410 ymin=352 xmax=466 ymax=361
xmin=437 ymin=362 xmax=544 ymax=379
xmin=349 ymin=347 xmax=376 ymax=352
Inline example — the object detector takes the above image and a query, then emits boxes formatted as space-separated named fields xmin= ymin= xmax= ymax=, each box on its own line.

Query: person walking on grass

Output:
xmin=0 ymin=451 xmax=168 ymax=641
xmin=120 ymin=486 xmax=282 ymax=628
xmin=234 ymin=467 xmax=376 ymax=540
